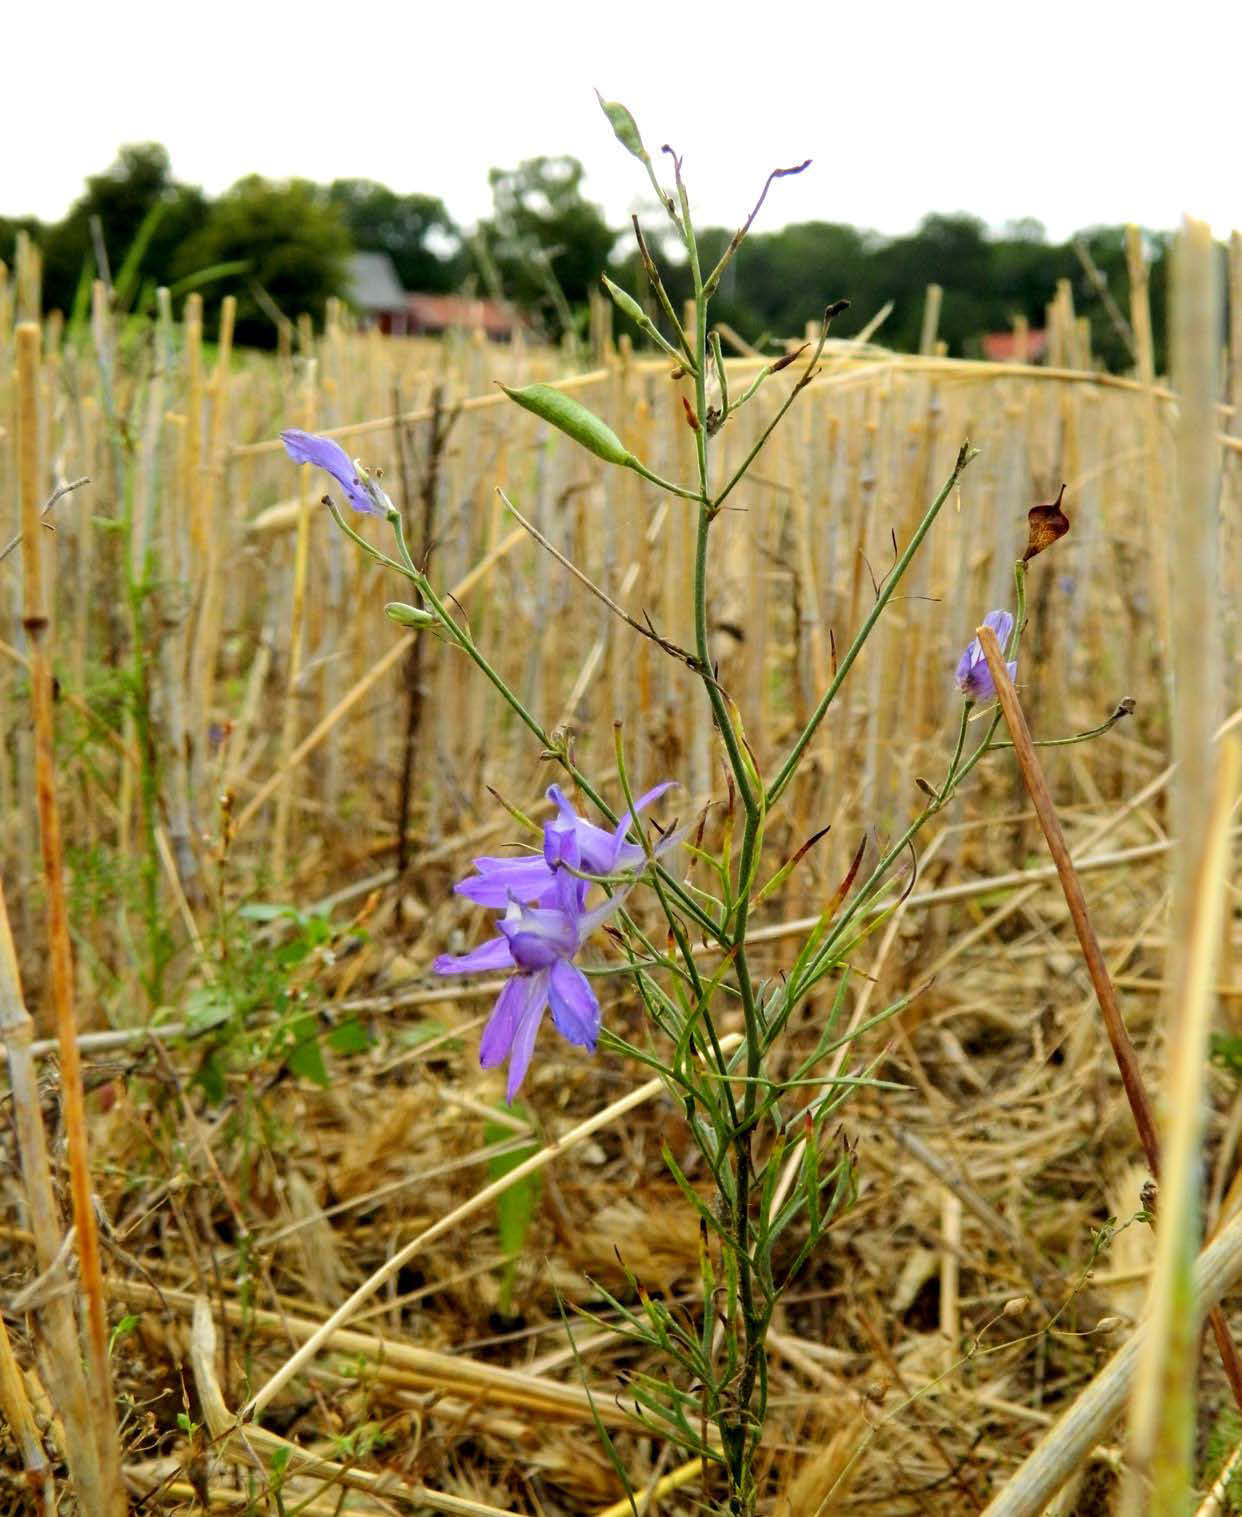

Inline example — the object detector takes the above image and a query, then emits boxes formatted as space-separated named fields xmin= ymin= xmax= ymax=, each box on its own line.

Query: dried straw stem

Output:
xmin=0 ymin=1286 xmax=53 ymax=1514
xmin=0 ymin=874 xmax=105 ymax=1511
xmin=978 ymin=621 xmax=1242 ymax=1466
xmin=16 ymin=321 xmax=125 ymax=1515
xmin=115 ymin=1279 xmax=634 ymax=1429
xmin=975 ymin=623 xmax=1162 ymax=1169
xmin=1122 ymin=216 xmax=1229 ymax=1516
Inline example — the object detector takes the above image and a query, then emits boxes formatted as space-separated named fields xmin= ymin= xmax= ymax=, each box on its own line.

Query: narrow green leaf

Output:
xmin=485 ymin=1104 xmax=542 ymax=1315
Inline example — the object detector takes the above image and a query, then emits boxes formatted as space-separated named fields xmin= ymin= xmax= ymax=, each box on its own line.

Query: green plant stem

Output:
xmin=678 ymin=197 xmax=770 ymax=1517
xmin=938 ymin=704 xmax=972 ymax=802
xmin=626 ymin=458 xmax=701 ymax=502
xmin=765 ymin=443 xmax=977 ymax=810
xmin=711 ymin=314 xmax=837 ymax=515
xmin=408 ymin=565 xmax=726 ymax=948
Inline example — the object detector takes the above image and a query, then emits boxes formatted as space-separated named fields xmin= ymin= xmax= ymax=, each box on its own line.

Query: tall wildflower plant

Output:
xmin=282 ymin=98 xmax=1100 ymax=1515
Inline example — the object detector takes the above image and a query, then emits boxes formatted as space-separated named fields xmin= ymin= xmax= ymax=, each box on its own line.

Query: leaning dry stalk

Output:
xmin=977 ymin=623 xmax=1242 ymax=1418
xmin=17 ymin=322 xmax=125 ymax=1515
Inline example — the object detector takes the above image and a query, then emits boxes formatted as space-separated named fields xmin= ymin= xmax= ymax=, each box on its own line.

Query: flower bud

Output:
xmin=385 ymin=602 xmax=437 ymax=628
xmin=595 ymin=91 xmax=649 ymax=164
xmin=600 ymin=274 xmax=649 ymax=331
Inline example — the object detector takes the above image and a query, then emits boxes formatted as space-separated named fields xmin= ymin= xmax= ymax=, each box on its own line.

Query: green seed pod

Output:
xmin=384 ymin=601 xmax=438 ymax=628
xmin=498 ymin=382 xmax=636 ymax=469
xmin=595 ymin=91 xmax=649 ymax=164
xmin=600 ymin=274 xmax=649 ymax=332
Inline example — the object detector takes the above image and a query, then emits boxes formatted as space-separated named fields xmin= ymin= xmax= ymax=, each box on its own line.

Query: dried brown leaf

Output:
xmin=1023 ymin=483 xmax=1070 ymax=562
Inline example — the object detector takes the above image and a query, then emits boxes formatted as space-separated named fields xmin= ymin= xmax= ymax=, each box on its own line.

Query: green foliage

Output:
xmin=473 ymin=155 xmax=617 ymax=341
xmin=1212 ymin=1032 xmax=1242 ymax=1083
xmin=1 ymin=139 xmax=1189 ymax=369
xmin=185 ymin=901 xmax=371 ymax=1103
xmin=172 ymin=176 xmax=351 ymax=345
xmin=36 ymin=144 xmax=208 ymax=317
xmin=327 ymin=178 xmax=462 ymax=292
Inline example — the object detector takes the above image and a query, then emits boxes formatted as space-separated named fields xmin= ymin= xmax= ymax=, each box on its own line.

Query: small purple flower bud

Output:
xmin=280 ymin=429 xmax=393 ymax=517
xmin=955 ymin=609 xmax=1017 ymax=703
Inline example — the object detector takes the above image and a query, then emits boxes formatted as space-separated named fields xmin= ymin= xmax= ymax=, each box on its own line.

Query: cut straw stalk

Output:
xmin=0 ymin=880 xmax=102 ymax=1513
xmin=114 ymin=1279 xmax=634 ymax=1429
xmin=1125 ymin=740 xmax=1240 ymax=1512
xmin=1121 ymin=214 xmax=1228 ymax=1517
xmin=17 ymin=322 xmax=124 ymax=1515
xmin=272 ymin=362 xmax=316 ymax=882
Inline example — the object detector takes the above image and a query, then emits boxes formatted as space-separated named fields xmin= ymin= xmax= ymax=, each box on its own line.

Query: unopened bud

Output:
xmin=385 ymin=602 xmax=437 ymax=628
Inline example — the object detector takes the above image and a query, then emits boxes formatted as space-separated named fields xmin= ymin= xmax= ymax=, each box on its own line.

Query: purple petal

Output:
xmin=498 ymin=902 xmax=578 ymax=970
xmin=433 ymin=935 xmax=514 ymax=975
xmin=454 ymin=854 xmax=556 ymax=908
xmin=613 ymin=781 xmax=675 ymax=843
xmin=503 ymin=972 xmax=550 ymax=1101
xmin=542 ymin=820 xmax=579 ymax=871
xmin=957 ymin=653 xmax=997 ymax=702
xmin=544 ymin=785 xmax=620 ymax=874
xmin=982 ymin=609 xmax=1014 ymax=650
xmin=279 ymin=429 xmax=385 ymax=517
xmin=954 ymin=610 xmax=1017 ymax=702
xmin=478 ymin=976 xmax=525 ymax=1069
xmin=576 ymin=883 xmax=633 ymax=939
xmin=547 ymin=959 xmax=600 ymax=1050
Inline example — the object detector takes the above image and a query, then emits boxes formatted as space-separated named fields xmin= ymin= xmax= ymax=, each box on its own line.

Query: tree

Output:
xmin=474 ymin=156 xmax=617 ymax=340
xmin=327 ymin=179 xmax=462 ymax=292
xmin=37 ymin=144 xmax=208 ymax=316
xmin=172 ymin=176 xmax=351 ymax=346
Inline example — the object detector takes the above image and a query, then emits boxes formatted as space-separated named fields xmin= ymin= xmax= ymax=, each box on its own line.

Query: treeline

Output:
xmin=1 ymin=142 xmax=1175 ymax=368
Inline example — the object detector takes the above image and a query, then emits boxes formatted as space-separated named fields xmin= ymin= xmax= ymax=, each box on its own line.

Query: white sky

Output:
xmin=8 ymin=1 xmax=1240 ymax=243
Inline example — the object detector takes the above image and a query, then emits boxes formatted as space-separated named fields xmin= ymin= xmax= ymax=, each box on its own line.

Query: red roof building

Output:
xmin=980 ymin=328 xmax=1048 ymax=363
xmin=406 ymin=293 xmax=522 ymax=342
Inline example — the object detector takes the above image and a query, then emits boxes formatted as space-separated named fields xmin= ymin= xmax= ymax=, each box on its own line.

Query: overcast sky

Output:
xmin=8 ymin=1 xmax=1239 ymax=243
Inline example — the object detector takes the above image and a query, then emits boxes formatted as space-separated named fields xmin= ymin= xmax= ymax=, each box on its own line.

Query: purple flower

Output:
xmin=955 ymin=609 xmax=1017 ymax=702
xmin=280 ymin=429 xmax=393 ymax=517
xmin=453 ymin=782 xmax=676 ymax=910
xmin=436 ymin=783 xmax=675 ymax=1099
xmin=435 ymin=848 xmax=621 ymax=1101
